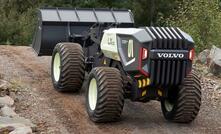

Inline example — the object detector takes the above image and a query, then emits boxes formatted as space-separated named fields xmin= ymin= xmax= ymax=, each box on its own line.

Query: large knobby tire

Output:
xmin=51 ymin=42 xmax=85 ymax=92
xmin=161 ymin=72 xmax=201 ymax=123
xmin=86 ymin=67 xmax=124 ymax=122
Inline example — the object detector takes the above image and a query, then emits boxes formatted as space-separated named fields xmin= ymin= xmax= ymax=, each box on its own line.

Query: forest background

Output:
xmin=0 ymin=0 xmax=220 ymax=52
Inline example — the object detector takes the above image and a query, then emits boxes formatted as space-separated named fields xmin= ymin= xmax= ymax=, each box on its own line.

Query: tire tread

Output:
xmin=52 ymin=43 xmax=85 ymax=92
xmin=87 ymin=67 xmax=124 ymax=122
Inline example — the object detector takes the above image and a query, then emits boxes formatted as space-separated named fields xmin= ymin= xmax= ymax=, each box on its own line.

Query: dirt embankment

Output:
xmin=0 ymin=45 xmax=221 ymax=134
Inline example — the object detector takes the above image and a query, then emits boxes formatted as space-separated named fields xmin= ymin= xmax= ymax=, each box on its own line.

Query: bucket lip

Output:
xmin=38 ymin=7 xmax=135 ymax=24
xmin=39 ymin=7 xmax=131 ymax=12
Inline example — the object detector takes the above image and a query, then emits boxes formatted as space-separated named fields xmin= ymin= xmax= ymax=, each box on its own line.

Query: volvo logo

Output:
xmin=157 ymin=53 xmax=184 ymax=59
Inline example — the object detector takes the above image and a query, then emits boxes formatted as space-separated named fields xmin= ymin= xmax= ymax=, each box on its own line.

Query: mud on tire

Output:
xmin=161 ymin=72 xmax=201 ymax=123
xmin=51 ymin=42 xmax=85 ymax=92
xmin=86 ymin=67 xmax=124 ymax=122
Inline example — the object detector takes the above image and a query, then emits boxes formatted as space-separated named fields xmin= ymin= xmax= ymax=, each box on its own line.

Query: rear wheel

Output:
xmin=161 ymin=72 xmax=201 ymax=123
xmin=86 ymin=67 xmax=124 ymax=122
xmin=51 ymin=42 xmax=85 ymax=92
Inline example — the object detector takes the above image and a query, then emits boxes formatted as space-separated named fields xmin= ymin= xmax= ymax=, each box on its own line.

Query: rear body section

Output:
xmin=101 ymin=27 xmax=194 ymax=87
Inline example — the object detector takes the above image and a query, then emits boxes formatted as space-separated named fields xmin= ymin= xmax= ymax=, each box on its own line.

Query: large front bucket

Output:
xmin=32 ymin=8 xmax=134 ymax=56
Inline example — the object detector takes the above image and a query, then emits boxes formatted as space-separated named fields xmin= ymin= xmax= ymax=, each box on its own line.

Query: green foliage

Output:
xmin=161 ymin=0 xmax=221 ymax=52
xmin=0 ymin=0 xmax=133 ymax=45
xmin=134 ymin=0 xmax=180 ymax=26
xmin=0 ymin=0 xmax=36 ymax=45
xmin=0 ymin=0 xmax=220 ymax=52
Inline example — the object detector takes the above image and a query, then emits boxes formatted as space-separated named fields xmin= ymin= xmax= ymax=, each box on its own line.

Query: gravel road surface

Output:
xmin=0 ymin=45 xmax=220 ymax=134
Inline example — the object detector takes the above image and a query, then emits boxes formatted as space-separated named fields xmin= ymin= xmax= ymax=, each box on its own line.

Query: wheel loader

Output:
xmin=32 ymin=8 xmax=201 ymax=123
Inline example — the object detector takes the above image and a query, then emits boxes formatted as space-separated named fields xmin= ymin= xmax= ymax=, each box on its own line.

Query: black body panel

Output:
xmin=115 ymin=27 xmax=194 ymax=87
xmin=145 ymin=27 xmax=194 ymax=86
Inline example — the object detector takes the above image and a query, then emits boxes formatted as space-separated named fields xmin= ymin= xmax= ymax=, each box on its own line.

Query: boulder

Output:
xmin=0 ymin=117 xmax=35 ymax=129
xmin=9 ymin=125 xmax=32 ymax=134
xmin=208 ymin=46 xmax=221 ymax=77
xmin=0 ymin=95 xmax=14 ymax=107
xmin=0 ymin=123 xmax=32 ymax=134
xmin=0 ymin=126 xmax=14 ymax=133
xmin=0 ymin=79 xmax=10 ymax=90
xmin=1 ymin=105 xmax=18 ymax=117
xmin=214 ymin=84 xmax=221 ymax=91
xmin=197 ymin=49 xmax=210 ymax=65
xmin=0 ymin=80 xmax=10 ymax=96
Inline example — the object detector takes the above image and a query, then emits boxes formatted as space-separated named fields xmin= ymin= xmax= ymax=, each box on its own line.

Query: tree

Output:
xmin=0 ymin=0 xmax=220 ymax=52
xmin=164 ymin=0 xmax=221 ymax=51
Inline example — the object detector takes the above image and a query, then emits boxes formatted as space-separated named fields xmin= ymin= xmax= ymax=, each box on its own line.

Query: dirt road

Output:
xmin=0 ymin=45 xmax=220 ymax=134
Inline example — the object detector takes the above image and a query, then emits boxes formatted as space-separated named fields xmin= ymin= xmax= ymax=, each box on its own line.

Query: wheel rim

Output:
xmin=88 ymin=78 xmax=98 ymax=111
xmin=164 ymin=99 xmax=174 ymax=112
xmin=53 ymin=52 xmax=61 ymax=82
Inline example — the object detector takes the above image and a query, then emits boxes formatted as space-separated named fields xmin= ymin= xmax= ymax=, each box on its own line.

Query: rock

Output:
xmin=202 ymin=69 xmax=209 ymax=75
xmin=10 ymin=92 xmax=19 ymax=103
xmin=9 ymin=125 xmax=32 ymax=134
xmin=209 ymin=62 xmax=221 ymax=77
xmin=1 ymin=105 xmax=19 ymax=117
xmin=0 ymin=79 xmax=10 ymax=90
xmin=0 ymin=123 xmax=32 ymax=134
xmin=208 ymin=46 xmax=221 ymax=77
xmin=206 ymin=73 xmax=214 ymax=77
xmin=214 ymin=84 xmax=221 ymax=91
xmin=0 ymin=126 xmax=14 ymax=133
xmin=0 ymin=79 xmax=18 ymax=96
xmin=0 ymin=95 xmax=14 ymax=107
xmin=0 ymin=80 xmax=11 ymax=96
xmin=0 ymin=117 xmax=35 ymax=129
xmin=197 ymin=49 xmax=210 ymax=64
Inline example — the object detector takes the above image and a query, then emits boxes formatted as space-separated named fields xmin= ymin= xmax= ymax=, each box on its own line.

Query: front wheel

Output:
xmin=51 ymin=42 xmax=85 ymax=92
xmin=86 ymin=67 xmax=124 ymax=122
xmin=161 ymin=72 xmax=201 ymax=123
